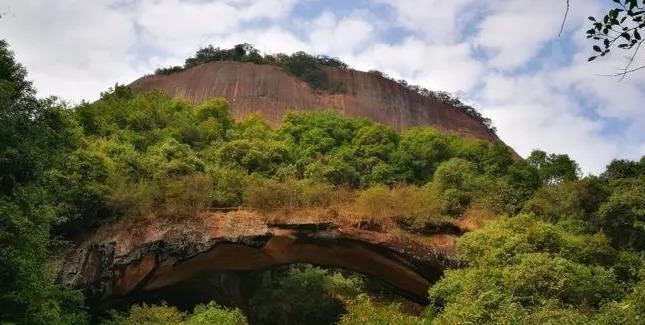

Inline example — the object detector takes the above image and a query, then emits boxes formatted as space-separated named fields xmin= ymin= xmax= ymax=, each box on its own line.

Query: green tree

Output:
xmin=0 ymin=39 xmax=87 ymax=325
xmin=596 ymin=177 xmax=645 ymax=250
xmin=526 ymin=150 xmax=581 ymax=185
xmin=392 ymin=128 xmax=452 ymax=184
xmin=339 ymin=295 xmax=427 ymax=325
xmin=601 ymin=157 xmax=645 ymax=179
xmin=102 ymin=302 xmax=247 ymax=325
xmin=249 ymin=265 xmax=362 ymax=325
xmin=428 ymin=216 xmax=623 ymax=325
xmin=431 ymin=158 xmax=478 ymax=216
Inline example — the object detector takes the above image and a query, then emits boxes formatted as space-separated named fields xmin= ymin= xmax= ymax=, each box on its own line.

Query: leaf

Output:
xmin=635 ymin=30 xmax=641 ymax=40
xmin=593 ymin=45 xmax=602 ymax=52
xmin=588 ymin=16 xmax=597 ymax=22
xmin=588 ymin=56 xmax=597 ymax=62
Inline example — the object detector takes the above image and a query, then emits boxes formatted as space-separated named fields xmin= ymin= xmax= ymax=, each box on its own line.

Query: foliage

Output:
xmin=522 ymin=178 xmax=609 ymax=230
xmin=428 ymin=216 xmax=623 ymax=325
xmin=248 ymin=265 xmax=362 ymax=325
xmin=602 ymin=157 xmax=645 ymax=179
xmin=526 ymin=150 xmax=581 ymax=185
xmin=53 ymin=91 xmax=526 ymax=230
xmin=338 ymin=295 xmax=427 ymax=325
xmin=154 ymin=43 xmax=347 ymax=92
xmin=596 ymin=176 xmax=645 ymax=250
xmin=102 ymin=302 xmax=247 ymax=325
xmin=587 ymin=0 xmax=645 ymax=76
xmin=0 ymin=39 xmax=88 ymax=325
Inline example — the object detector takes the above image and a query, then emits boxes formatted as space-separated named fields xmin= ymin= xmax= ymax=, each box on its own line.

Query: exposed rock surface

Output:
xmin=129 ymin=62 xmax=502 ymax=143
xmin=58 ymin=212 xmax=458 ymax=311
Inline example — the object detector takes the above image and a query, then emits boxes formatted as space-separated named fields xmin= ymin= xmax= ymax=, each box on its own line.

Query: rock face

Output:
xmin=58 ymin=212 xmax=457 ymax=311
xmin=130 ymin=62 xmax=501 ymax=143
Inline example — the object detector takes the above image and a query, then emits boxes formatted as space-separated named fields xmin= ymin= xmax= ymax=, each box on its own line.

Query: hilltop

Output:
xmin=129 ymin=44 xmax=502 ymax=144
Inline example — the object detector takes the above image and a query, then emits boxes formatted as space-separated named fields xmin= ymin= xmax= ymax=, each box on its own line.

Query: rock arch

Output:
xmin=58 ymin=212 xmax=457 ymax=311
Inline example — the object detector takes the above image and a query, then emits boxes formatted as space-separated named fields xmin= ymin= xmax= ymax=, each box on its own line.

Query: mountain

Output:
xmin=129 ymin=61 xmax=504 ymax=145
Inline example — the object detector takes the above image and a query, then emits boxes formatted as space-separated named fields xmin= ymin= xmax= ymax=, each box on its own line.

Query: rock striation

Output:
xmin=129 ymin=62 xmax=502 ymax=143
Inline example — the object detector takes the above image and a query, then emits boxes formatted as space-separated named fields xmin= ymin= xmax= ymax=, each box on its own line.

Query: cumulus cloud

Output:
xmin=0 ymin=0 xmax=138 ymax=99
xmin=306 ymin=12 xmax=375 ymax=55
xmin=1 ymin=0 xmax=644 ymax=174
xmin=376 ymin=0 xmax=482 ymax=43
xmin=474 ymin=1 xmax=563 ymax=69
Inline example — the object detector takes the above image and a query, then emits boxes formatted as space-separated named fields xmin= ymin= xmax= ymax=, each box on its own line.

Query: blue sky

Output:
xmin=1 ymin=0 xmax=643 ymax=174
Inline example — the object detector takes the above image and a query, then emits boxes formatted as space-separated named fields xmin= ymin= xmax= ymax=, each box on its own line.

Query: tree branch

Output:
xmin=620 ymin=39 xmax=645 ymax=81
xmin=597 ymin=64 xmax=645 ymax=77
xmin=559 ymin=0 xmax=570 ymax=36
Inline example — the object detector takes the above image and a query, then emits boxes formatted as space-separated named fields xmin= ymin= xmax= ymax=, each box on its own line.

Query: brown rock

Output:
xmin=58 ymin=212 xmax=457 ymax=311
xmin=130 ymin=62 xmax=503 ymax=143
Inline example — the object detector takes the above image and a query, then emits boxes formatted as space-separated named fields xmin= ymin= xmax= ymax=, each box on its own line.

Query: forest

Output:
xmin=1 ymin=37 xmax=645 ymax=325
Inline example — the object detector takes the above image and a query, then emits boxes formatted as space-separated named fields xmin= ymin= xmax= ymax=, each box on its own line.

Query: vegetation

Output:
xmin=369 ymin=69 xmax=496 ymax=132
xmin=586 ymin=0 xmax=645 ymax=77
xmin=154 ymin=43 xmax=346 ymax=92
xmin=0 ymin=39 xmax=88 ymax=325
xmin=3 ymin=36 xmax=645 ymax=325
xmin=102 ymin=302 xmax=248 ymax=325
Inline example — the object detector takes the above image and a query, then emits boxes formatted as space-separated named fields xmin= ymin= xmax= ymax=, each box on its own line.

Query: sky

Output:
xmin=1 ymin=0 xmax=644 ymax=175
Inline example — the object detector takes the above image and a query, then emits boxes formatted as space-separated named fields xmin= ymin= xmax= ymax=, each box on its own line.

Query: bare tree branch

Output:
xmin=559 ymin=0 xmax=570 ymax=36
xmin=597 ymin=64 xmax=645 ymax=77
xmin=620 ymin=39 xmax=645 ymax=81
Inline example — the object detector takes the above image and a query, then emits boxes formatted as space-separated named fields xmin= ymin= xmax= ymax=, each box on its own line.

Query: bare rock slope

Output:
xmin=130 ymin=62 xmax=502 ymax=143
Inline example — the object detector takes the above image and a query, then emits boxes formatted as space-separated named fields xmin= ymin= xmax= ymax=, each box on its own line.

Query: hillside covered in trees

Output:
xmin=2 ymin=38 xmax=645 ymax=325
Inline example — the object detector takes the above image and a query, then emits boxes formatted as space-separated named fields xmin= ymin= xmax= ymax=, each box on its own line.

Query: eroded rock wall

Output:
xmin=129 ymin=62 xmax=500 ymax=142
xmin=58 ymin=212 xmax=457 ymax=311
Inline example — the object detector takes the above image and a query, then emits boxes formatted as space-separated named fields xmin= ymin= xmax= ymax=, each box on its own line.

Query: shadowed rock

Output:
xmin=58 ymin=212 xmax=458 ymax=311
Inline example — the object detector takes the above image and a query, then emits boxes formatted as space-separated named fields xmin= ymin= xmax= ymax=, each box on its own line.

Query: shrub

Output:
xmin=101 ymin=301 xmax=248 ymax=325
xmin=249 ymin=265 xmax=362 ymax=325
xmin=155 ymin=66 xmax=184 ymax=75
xmin=185 ymin=302 xmax=248 ymax=325
xmin=390 ymin=185 xmax=443 ymax=230
xmin=353 ymin=185 xmax=395 ymax=224
xmin=243 ymin=178 xmax=300 ymax=212
xmin=338 ymin=295 xmax=427 ymax=325
xmin=102 ymin=303 xmax=184 ymax=325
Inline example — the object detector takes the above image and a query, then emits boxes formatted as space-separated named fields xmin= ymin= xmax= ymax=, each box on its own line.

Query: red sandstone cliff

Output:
xmin=129 ymin=62 xmax=503 ymax=144
xmin=58 ymin=212 xmax=458 ymax=311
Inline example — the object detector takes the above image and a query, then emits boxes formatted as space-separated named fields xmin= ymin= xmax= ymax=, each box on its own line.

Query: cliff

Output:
xmin=58 ymin=212 xmax=459 ymax=312
xmin=130 ymin=62 xmax=501 ymax=143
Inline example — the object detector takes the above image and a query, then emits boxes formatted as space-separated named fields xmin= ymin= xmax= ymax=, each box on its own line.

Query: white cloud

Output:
xmin=0 ymin=0 xmax=137 ymax=99
xmin=474 ymin=1 xmax=562 ymax=69
xmin=476 ymin=71 xmax=621 ymax=174
xmin=346 ymin=39 xmax=484 ymax=93
xmin=376 ymin=0 xmax=481 ymax=43
xmin=306 ymin=12 xmax=375 ymax=55
xmin=133 ymin=0 xmax=300 ymax=55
